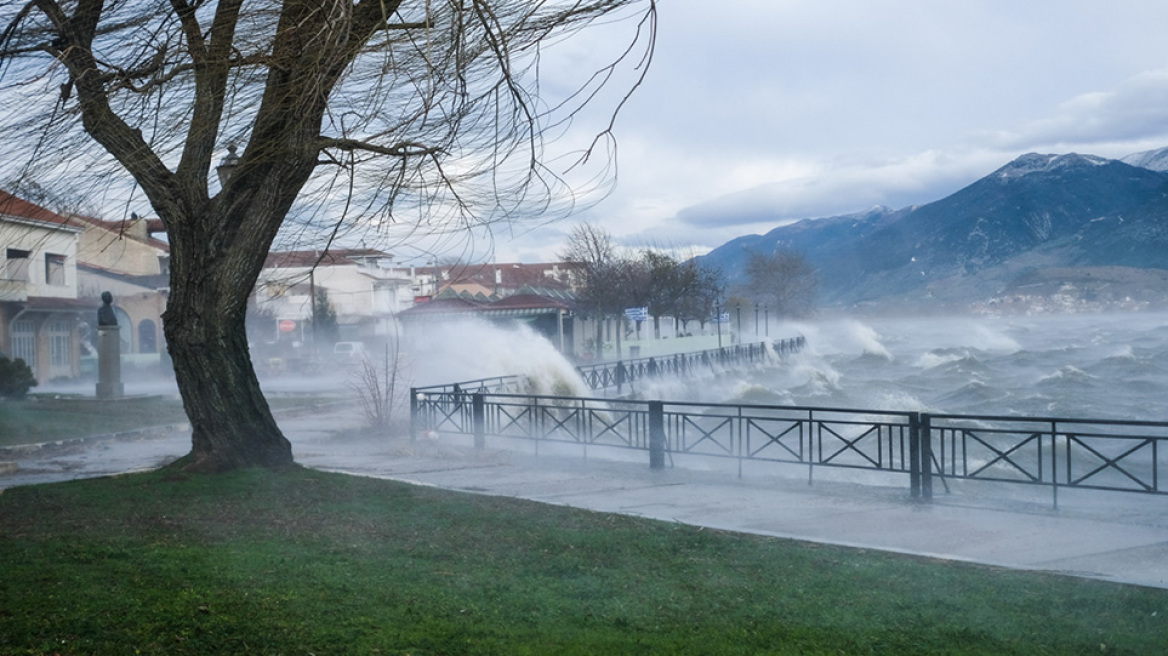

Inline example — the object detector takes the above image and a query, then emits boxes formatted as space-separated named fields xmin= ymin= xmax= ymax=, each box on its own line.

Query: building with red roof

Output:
xmin=0 ymin=191 xmax=89 ymax=382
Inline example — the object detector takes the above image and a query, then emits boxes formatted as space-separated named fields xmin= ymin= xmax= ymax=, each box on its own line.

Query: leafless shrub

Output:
xmin=349 ymin=341 xmax=409 ymax=434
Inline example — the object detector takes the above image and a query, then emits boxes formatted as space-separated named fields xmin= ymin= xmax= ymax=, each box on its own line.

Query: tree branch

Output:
xmin=36 ymin=0 xmax=178 ymax=214
xmin=350 ymin=0 xmax=408 ymax=50
xmin=319 ymin=136 xmax=443 ymax=158
xmin=173 ymin=0 xmax=244 ymax=190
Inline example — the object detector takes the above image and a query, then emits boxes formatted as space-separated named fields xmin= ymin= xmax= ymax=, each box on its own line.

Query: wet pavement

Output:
xmin=3 ymin=406 xmax=1167 ymax=590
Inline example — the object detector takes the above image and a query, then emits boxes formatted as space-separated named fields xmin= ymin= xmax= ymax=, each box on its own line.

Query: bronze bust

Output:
xmin=97 ymin=291 xmax=118 ymax=327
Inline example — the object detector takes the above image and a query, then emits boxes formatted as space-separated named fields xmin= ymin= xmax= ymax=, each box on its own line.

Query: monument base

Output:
xmin=96 ymin=326 xmax=123 ymax=400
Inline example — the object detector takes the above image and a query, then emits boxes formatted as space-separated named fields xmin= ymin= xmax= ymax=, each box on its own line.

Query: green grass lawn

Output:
xmin=0 ymin=396 xmax=190 ymax=447
xmin=1 ymin=466 xmax=1165 ymax=655
xmin=0 ymin=395 xmax=342 ymax=447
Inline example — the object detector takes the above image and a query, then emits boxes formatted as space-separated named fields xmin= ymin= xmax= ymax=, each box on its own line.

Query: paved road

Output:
xmin=3 ymin=407 xmax=1167 ymax=589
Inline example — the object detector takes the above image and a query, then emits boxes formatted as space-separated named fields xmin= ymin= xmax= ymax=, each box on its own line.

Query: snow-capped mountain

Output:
xmin=1121 ymin=146 xmax=1168 ymax=172
xmin=699 ymin=151 xmax=1168 ymax=310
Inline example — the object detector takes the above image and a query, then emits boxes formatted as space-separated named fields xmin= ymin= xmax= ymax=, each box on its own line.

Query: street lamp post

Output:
xmin=754 ymin=303 xmax=759 ymax=337
xmin=715 ymin=302 xmax=722 ymax=348
xmin=765 ymin=305 xmax=769 ymax=337
xmin=216 ymin=143 xmax=240 ymax=188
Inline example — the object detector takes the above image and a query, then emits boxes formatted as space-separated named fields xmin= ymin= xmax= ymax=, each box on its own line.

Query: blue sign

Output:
xmin=624 ymin=307 xmax=649 ymax=322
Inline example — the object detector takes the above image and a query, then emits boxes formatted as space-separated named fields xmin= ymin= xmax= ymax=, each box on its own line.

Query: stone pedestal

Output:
xmin=96 ymin=326 xmax=124 ymax=399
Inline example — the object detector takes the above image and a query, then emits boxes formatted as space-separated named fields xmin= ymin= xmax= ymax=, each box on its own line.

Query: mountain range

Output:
xmin=698 ymin=148 xmax=1168 ymax=313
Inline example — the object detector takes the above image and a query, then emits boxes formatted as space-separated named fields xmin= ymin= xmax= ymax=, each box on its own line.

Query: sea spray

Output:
xmin=631 ymin=341 xmax=796 ymax=404
xmin=403 ymin=317 xmax=590 ymax=397
xmin=392 ymin=312 xmax=1168 ymax=424
xmin=847 ymin=320 xmax=893 ymax=360
xmin=966 ymin=323 xmax=1022 ymax=353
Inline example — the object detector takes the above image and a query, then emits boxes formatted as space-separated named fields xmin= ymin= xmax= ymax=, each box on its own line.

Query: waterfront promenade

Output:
xmin=3 ymin=404 xmax=1167 ymax=589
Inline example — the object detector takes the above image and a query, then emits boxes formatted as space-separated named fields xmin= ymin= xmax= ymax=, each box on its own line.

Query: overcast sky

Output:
xmin=475 ymin=0 xmax=1168 ymax=263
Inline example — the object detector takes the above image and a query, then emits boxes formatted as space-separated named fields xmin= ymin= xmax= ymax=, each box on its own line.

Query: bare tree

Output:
xmin=0 ymin=0 xmax=655 ymax=472
xmin=638 ymin=249 xmax=673 ymax=337
xmin=741 ymin=249 xmax=819 ymax=318
xmin=667 ymin=257 xmax=723 ymax=332
xmin=633 ymin=250 xmax=717 ymax=337
xmin=559 ymin=221 xmax=628 ymax=352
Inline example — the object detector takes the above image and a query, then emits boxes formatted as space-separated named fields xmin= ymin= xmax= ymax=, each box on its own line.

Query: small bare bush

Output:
xmin=350 ymin=342 xmax=408 ymax=434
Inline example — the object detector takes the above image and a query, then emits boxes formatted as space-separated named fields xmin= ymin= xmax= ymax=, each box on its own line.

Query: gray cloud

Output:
xmin=990 ymin=68 xmax=1168 ymax=151
xmin=491 ymin=1 xmax=1168 ymax=262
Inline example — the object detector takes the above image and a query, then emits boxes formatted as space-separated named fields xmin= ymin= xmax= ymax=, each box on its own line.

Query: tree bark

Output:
xmin=164 ymin=284 xmax=292 ymax=473
xmin=159 ymin=140 xmax=318 ymax=472
xmin=153 ymin=0 xmax=360 ymax=473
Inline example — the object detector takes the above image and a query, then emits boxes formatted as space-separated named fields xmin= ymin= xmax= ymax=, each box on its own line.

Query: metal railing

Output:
xmin=411 ymin=390 xmax=922 ymax=490
xmin=924 ymin=414 xmax=1168 ymax=507
xmin=415 ymin=336 xmax=806 ymax=397
xmin=410 ymin=389 xmax=1168 ymax=506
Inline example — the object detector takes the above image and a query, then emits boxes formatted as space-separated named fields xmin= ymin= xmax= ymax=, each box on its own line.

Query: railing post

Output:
xmin=1051 ymin=423 xmax=1059 ymax=510
xmin=409 ymin=387 xmax=419 ymax=442
xmin=648 ymin=400 xmax=666 ymax=470
xmin=909 ymin=412 xmax=921 ymax=498
xmin=472 ymin=393 xmax=485 ymax=450
xmin=920 ymin=413 xmax=933 ymax=500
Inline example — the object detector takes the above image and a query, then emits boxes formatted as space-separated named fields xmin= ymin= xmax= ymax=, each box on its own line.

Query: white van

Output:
xmin=332 ymin=342 xmax=368 ymax=362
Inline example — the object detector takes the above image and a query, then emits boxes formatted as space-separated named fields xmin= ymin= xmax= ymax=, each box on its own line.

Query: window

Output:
xmin=45 ymin=253 xmax=66 ymax=286
xmin=49 ymin=320 xmax=71 ymax=368
xmin=10 ymin=319 xmax=35 ymax=368
xmin=115 ymin=308 xmax=132 ymax=352
xmin=5 ymin=248 xmax=30 ymax=281
xmin=138 ymin=319 xmax=157 ymax=353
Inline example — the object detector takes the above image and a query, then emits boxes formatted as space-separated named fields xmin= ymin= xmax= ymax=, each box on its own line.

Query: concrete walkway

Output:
xmin=3 ymin=407 xmax=1167 ymax=590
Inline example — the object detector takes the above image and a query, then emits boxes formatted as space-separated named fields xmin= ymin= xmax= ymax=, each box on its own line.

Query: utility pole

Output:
xmin=309 ymin=265 xmax=317 ymax=351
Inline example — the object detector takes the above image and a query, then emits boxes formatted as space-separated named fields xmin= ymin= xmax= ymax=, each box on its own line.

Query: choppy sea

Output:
xmin=40 ymin=312 xmax=1168 ymax=425
xmin=707 ymin=312 xmax=1168 ymax=423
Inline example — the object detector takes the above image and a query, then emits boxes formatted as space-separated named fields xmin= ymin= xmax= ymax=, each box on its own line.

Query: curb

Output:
xmin=0 ymin=400 xmax=360 ymax=457
xmin=0 ymin=423 xmax=192 ymax=457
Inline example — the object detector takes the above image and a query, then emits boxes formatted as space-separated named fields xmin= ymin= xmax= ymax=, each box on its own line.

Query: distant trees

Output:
xmin=640 ymin=249 xmax=724 ymax=338
xmin=740 ymin=249 xmax=818 ymax=318
xmin=560 ymin=223 xmax=724 ymax=348
xmin=559 ymin=223 xmax=632 ymax=352
xmin=311 ymin=288 xmax=340 ymax=348
xmin=672 ymin=262 xmax=725 ymax=331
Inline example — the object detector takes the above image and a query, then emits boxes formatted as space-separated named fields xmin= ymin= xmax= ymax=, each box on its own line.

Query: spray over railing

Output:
xmin=410 ymin=390 xmax=1168 ymax=507
xmin=415 ymin=336 xmax=807 ymax=397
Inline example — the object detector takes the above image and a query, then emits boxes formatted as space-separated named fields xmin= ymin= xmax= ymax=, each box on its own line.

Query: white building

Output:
xmin=0 ymin=191 xmax=88 ymax=382
xmin=255 ymin=249 xmax=415 ymax=343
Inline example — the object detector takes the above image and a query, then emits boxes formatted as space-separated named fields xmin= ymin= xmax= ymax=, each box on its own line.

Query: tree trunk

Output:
xmin=159 ymin=150 xmax=316 ymax=473
xmin=616 ymin=318 xmax=623 ymax=360
xmin=595 ymin=313 xmax=604 ymax=359
xmin=164 ymin=269 xmax=293 ymax=473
